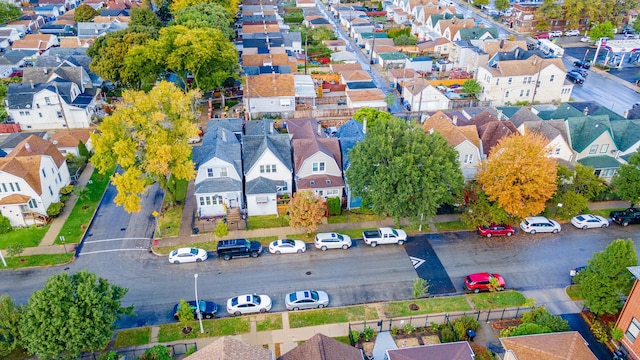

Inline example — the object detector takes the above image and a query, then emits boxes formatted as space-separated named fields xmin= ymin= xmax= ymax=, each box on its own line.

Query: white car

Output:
xmin=564 ymin=29 xmax=580 ymax=36
xmin=580 ymin=36 xmax=592 ymax=42
xmin=571 ymin=214 xmax=609 ymax=229
xmin=285 ymin=290 xmax=329 ymax=310
xmin=520 ymin=216 xmax=561 ymax=234
xmin=314 ymin=232 xmax=352 ymax=251
xmin=269 ymin=239 xmax=306 ymax=254
xmin=168 ymin=247 xmax=208 ymax=264
xmin=227 ymin=294 xmax=272 ymax=316
xmin=549 ymin=30 xmax=563 ymax=37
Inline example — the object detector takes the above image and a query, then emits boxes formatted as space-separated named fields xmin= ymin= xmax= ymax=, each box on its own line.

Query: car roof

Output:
xmin=525 ymin=216 xmax=549 ymax=221
xmin=467 ymin=272 xmax=491 ymax=281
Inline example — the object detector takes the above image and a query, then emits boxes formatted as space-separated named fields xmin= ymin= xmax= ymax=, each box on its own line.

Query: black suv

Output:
xmin=609 ymin=208 xmax=640 ymax=226
xmin=573 ymin=60 xmax=591 ymax=69
xmin=216 ymin=239 xmax=262 ymax=261
xmin=566 ymin=71 xmax=585 ymax=84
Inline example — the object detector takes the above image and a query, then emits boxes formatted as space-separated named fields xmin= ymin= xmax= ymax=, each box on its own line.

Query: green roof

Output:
xmin=496 ymin=106 xmax=522 ymax=119
xmin=577 ymin=155 xmax=621 ymax=169
xmin=360 ymin=32 xmax=388 ymax=39
xmin=548 ymin=103 xmax=584 ymax=119
xmin=566 ymin=115 xmax=612 ymax=152
xmin=458 ymin=27 xmax=499 ymax=40
xmin=610 ymin=120 xmax=640 ymax=152
xmin=536 ymin=110 xmax=555 ymax=120
xmin=379 ymin=52 xmax=408 ymax=60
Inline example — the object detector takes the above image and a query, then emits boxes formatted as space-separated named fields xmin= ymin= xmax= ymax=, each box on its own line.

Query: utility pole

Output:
xmin=304 ymin=31 xmax=308 ymax=75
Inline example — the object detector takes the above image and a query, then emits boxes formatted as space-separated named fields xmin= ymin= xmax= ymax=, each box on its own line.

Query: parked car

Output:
xmin=477 ymin=223 xmax=515 ymax=237
xmin=566 ymin=71 xmax=585 ymax=84
xmin=570 ymin=266 xmax=586 ymax=284
xmin=534 ymin=32 xmax=550 ymax=39
xmin=216 ymin=239 xmax=262 ymax=261
xmin=520 ymin=216 xmax=561 ymax=234
xmin=569 ymin=68 xmax=588 ymax=77
xmin=549 ymin=30 xmax=563 ymax=37
xmin=609 ymin=208 xmax=640 ymax=226
xmin=564 ymin=29 xmax=580 ymax=36
xmin=624 ymin=33 xmax=639 ymax=39
xmin=464 ymin=273 xmax=505 ymax=293
xmin=314 ymin=232 xmax=352 ymax=251
xmin=285 ymin=290 xmax=329 ymax=310
xmin=227 ymin=294 xmax=272 ymax=316
xmin=168 ymin=247 xmax=208 ymax=264
xmin=268 ymin=239 xmax=306 ymax=254
xmin=580 ymin=36 xmax=592 ymax=42
xmin=362 ymin=227 xmax=407 ymax=246
xmin=570 ymin=214 xmax=609 ymax=229
xmin=573 ymin=60 xmax=591 ymax=69
xmin=173 ymin=300 xmax=218 ymax=320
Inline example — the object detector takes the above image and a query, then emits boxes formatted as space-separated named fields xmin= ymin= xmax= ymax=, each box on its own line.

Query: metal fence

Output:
xmin=349 ymin=306 xmax=534 ymax=334
xmin=79 ymin=343 xmax=197 ymax=360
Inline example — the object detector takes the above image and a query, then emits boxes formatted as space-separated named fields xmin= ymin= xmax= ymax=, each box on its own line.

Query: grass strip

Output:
xmin=256 ymin=313 xmax=283 ymax=331
xmin=383 ymin=296 xmax=471 ymax=318
xmin=157 ymin=317 xmax=250 ymax=342
xmin=288 ymin=305 xmax=378 ymax=328
xmin=434 ymin=221 xmax=472 ymax=232
xmin=114 ymin=327 xmax=151 ymax=348
xmin=0 ymin=226 xmax=49 ymax=249
xmin=465 ymin=291 xmax=528 ymax=310
xmin=1 ymin=253 xmax=74 ymax=269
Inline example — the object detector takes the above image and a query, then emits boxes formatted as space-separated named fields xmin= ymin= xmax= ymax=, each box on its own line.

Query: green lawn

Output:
xmin=465 ymin=291 xmax=528 ymax=310
xmin=174 ymin=178 xmax=188 ymax=203
xmin=157 ymin=205 xmax=182 ymax=238
xmin=566 ymin=285 xmax=583 ymax=300
xmin=157 ymin=317 xmax=250 ymax=342
xmin=333 ymin=336 xmax=351 ymax=345
xmin=327 ymin=211 xmax=384 ymax=224
xmin=0 ymin=226 xmax=49 ymax=249
xmin=2 ymin=253 xmax=74 ymax=269
xmin=434 ymin=221 xmax=472 ymax=232
xmin=114 ymin=327 xmax=151 ymax=348
xmin=55 ymin=168 xmax=113 ymax=244
xmin=383 ymin=296 xmax=472 ymax=318
xmin=256 ymin=314 xmax=283 ymax=331
xmin=288 ymin=306 xmax=378 ymax=328
xmin=247 ymin=215 xmax=290 ymax=229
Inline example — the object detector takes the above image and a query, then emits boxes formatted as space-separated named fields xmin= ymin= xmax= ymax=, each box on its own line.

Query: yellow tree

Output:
xmin=90 ymin=81 xmax=200 ymax=212
xmin=475 ymin=132 xmax=557 ymax=218
xmin=288 ymin=190 xmax=325 ymax=234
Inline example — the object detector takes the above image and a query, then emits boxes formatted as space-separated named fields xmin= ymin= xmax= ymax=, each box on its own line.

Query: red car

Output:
xmin=534 ymin=32 xmax=550 ymax=39
xmin=465 ymin=273 xmax=506 ymax=293
xmin=477 ymin=223 xmax=514 ymax=237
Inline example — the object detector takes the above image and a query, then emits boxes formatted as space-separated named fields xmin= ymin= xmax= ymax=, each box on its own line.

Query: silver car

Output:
xmin=285 ymin=290 xmax=329 ymax=311
xmin=519 ymin=216 xmax=561 ymax=234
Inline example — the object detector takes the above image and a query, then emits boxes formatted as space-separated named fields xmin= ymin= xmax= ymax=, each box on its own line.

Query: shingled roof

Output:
xmin=565 ymin=115 xmax=612 ymax=153
xmin=185 ymin=336 xmax=272 ymax=360
xmin=500 ymin=331 xmax=597 ymax=359
xmin=278 ymin=333 xmax=361 ymax=360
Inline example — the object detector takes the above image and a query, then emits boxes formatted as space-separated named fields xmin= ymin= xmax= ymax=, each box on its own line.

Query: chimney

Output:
xmin=269 ymin=121 xmax=274 ymax=134
xmin=583 ymin=107 xmax=589 ymax=115
xmin=317 ymin=122 xmax=322 ymax=136
xmin=497 ymin=110 xmax=503 ymax=120
xmin=25 ymin=143 xmax=31 ymax=152
xmin=532 ymin=57 xmax=537 ymax=66
xmin=53 ymin=140 xmax=58 ymax=145
xmin=500 ymin=39 xmax=504 ymax=49
xmin=43 ymin=68 xmax=47 ymax=75
xmin=452 ymin=115 xmax=458 ymax=125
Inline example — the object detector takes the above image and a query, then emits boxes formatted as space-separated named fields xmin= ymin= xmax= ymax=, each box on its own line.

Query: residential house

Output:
xmin=610 ymin=120 xmax=640 ymax=163
xmin=7 ymin=15 xmax=46 ymax=35
xmin=185 ymin=337 xmax=272 ymax=360
xmin=0 ymin=135 xmax=70 ymax=227
xmin=378 ymin=52 xmax=408 ymax=68
xmin=289 ymin=118 xmax=344 ymax=199
xmin=0 ymin=132 xmax=49 ymax=155
xmin=477 ymin=53 xmax=572 ymax=106
xmin=330 ymin=63 xmax=363 ymax=73
xmin=278 ymin=333 xmax=361 ymax=360
xmin=346 ymin=89 xmax=387 ymax=109
xmin=296 ymin=0 xmax=315 ymax=7
xmin=11 ymin=34 xmax=60 ymax=52
xmin=33 ymin=5 xmax=66 ymax=20
xmin=470 ymin=110 xmax=518 ymax=156
xmin=244 ymin=74 xmax=296 ymax=119
xmin=59 ymin=37 xmax=94 ymax=48
xmin=402 ymin=78 xmax=450 ymax=112
xmin=335 ymin=119 xmax=365 ymax=209
xmin=330 ymin=50 xmax=358 ymax=63
xmin=49 ymin=129 xmax=93 ymax=156
xmin=0 ymin=50 xmax=39 ymax=78
xmin=294 ymin=74 xmax=317 ymax=109
xmin=404 ymin=56 xmax=433 ymax=73
xmin=387 ymin=341 xmax=475 ymax=360
xmin=508 ymin=107 xmax=574 ymax=164
xmin=243 ymin=119 xmax=293 ymax=216
xmin=449 ymin=41 xmax=488 ymax=73
xmin=423 ymin=111 xmax=482 ymax=179
xmin=500 ymin=331 xmax=597 ymax=359
xmin=388 ymin=67 xmax=418 ymax=89
xmin=340 ymin=69 xmax=372 ymax=84
xmin=455 ymin=27 xmax=499 ymax=41
xmin=614 ymin=266 xmax=640 ymax=360
xmin=192 ymin=122 xmax=243 ymax=217
xmin=566 ymin=115 xmax=620 ymax=180
xmin=0 ymin=27 xmax=22 ymax=44
xmin=323 ymin=39 xmax=347 ymax=52
xmin=77 ymin=21 xmax=129 ymax=39
xmin=416 ymin=37 xmax=450 ymax=56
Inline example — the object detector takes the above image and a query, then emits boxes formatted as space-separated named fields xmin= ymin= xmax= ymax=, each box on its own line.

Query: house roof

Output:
xmin=478 ymin=120 xmax=518 ymax=156
xmin=242 ymin=134 xmax=293 ymax=174
xmin=0 ymin=49 xmax=38 ymax=65
xmin=0 ymin=193 xmax=31 ymax=205
xmin=346 ymin=81 xmax=377 ymax=90
xmin=23 ymin=66 xmax=88 ymax=90
xmin=483 ymin=55 xmax=566 ymax=77
xmin=194 ymin=177 xmax=242 ymax=193
xmin=387 ymin=341 xmax=475 ymax=360
xmin=295 ymin=173 xmax=345 ymax=189
xmin=346 ymin=88 xmax=385 ymax=102
xmin=331 ymin=50 xmax=357 ymax=62
xmin=292 ymin=137 xmax=342 ymax=173
xmin=469 ymin=109 xmax=500 ymax=128
xmin=458 ymin=27 xmax=498 ymax=40
xmin=482 ymin=39 xmax=527 ymax=57
xmin=245 ymin=176 xmax=278 ymax=195
xmin=577 ymin=155 xmax=621 ymax=169
xmin=278 ymin=333 xmax=361 ymax=360
xmin=378 ymin=52 xmax=408 ymax=60
xmin=423 ymin=111 xmax=481 ymax=149
xmin=335 ymin=119 xmax=365 ymax=170
xmin=500 ymin=331 xmax=597 ymax=360
xmin=242 ymin=53 xmax=290 ymax=67
xmin=1 ymin=132 xmax=47 ymax=151
xmin=522 ymin=120 xmax=568 ymax=143
xmin=7 ymin=135 xmax=65 ymax=167
xmin=245 ymin=74 xmax=295 ymax=98
xmin=59 ymin=37 xmax=94 ymax=48
xmin=185 ymin=336 xmax=272 ymax=360
xmin=205 ymin=119 xmax=243 ymax=137
xmin=373 ymin=44 xmax=399 ymax=54
xmin=330 ymin=63 xmax=362 ymax=72
xmin=6 ymin=80 xmax=76 ymax=109
xmin=49 ymin=129 xmax=92 ymax=148
xmin=565 ymin=101 xmax=626 ymax=121
xmin=192 ymin=126 xmax=242 ymax=177
xmin=566 ymin=115 xmax=612 ymax=153
xmin=287 ymin=118 xmax=325 ymax=140
xmin=245 ymin=119 xmax=276 ymax=136
xmin=503 ymin=106 xmax=539 ymax=126
xmin=610 ymin=119 xmax=640 ymax=152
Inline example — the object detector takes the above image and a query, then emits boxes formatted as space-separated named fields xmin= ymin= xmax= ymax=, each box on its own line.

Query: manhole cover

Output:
xmin=306 ymin=271 xmax=312 ymax=275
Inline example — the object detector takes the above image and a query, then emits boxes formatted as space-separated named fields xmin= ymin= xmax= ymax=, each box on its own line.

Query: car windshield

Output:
xmin=335 ymin=234 xmax=343 ymax=240
xmin=576 ymin=215 xmax=586 ymax=221
xmin=231 ymin=297 xmax=238 ymax=306
xmin=310 ymin=290 xmax=319 ymax=301
xmin=190 ymin=248 xmax=198 ymax=255
xmin=170 ymin=250 xmax=177 ymax=256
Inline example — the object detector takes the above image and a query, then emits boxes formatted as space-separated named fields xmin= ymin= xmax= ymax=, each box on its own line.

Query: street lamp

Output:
xmin=194 ymin=274 xmax=204 ymax=334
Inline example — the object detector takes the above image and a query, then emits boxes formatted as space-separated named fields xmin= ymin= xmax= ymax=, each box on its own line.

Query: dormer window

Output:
xmin=326 ymin=179 xmax=331 ymax=184
xmin=312 ymin=162 xmax=325 ymax=172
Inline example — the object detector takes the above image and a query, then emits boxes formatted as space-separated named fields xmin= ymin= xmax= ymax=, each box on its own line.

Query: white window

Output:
xmin=276 ymin=182 xmax=288 ymax=192
xmin=589 ymin=145 xmax=598 ymax=154
xmin=28 ymin=199 xmax=37 ymax=208
xmin=256 ymin=195 xmax=269 ymax=204
xmin=505 ymin=90 xmax=509 ymax=98
xmin=626 ymin=318 xmax=640 ymax=343
xmin=463 ymin=154 xmax=474 ymax=164
xmin=508 ymin=77 xmax=512 ymax=84
xmin=218 ymin=167 xmax=228 ymax=177
xmin=212 ymin=195 xmax=223 ymax=205
xmin=550 ymin=74 xmax=555 ymax=82
xmin=495 ymin=79 xmax=499 ymax=85
xmin=520 ymin=90 xmax=524 ymax=97
xmin=526 ymin=89 xmax=530 ymax=96
xmin=207 ymin=168 xmax=213 ymax=177
xmin=280 ymin=99 xmax=291 ymax=107
xmin=45 ymin=97 xmax=51 ymax=105
xmin=56 ymin=111 xmax=63 ymax=118
xmin=312 ymin=162 xmax=325 ymax=172
xmin=325 ymin=189 xmax=340 ymax=197
xmin=554 ymin=148 xmax=561 ymax=155
xmin=48 ymin=186 xmax=53 ymax=196
xmin=603 ymin=169 xmax=616 ymax=177
xmin=600 ymin=144 xmax=609 ymax=153
xmin=260 ymin=164 xmax=277 ymax=173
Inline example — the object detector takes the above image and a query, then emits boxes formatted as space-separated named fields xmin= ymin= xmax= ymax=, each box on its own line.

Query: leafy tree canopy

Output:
xmin=393 ymin=34 xmax=417 ymax=46
xmin=611 ymin=150 xmax=640 ymax=205
xmin=552 ymin=164 xmax=605 ymax=218
xmin=472 ymin=0 xmax=490 ymax=7
xmin=173 ymin=3 xmax=234 ymax=39
xmin=475 ymin=132 xmax=557 ymax=218
xmin=170 ymin=0 xmax=239 ymax=20
xmin=19 ymin=270 xmax=133 ymax=360
xmin=352 ymin=108 xmax=393 ymax=129
xmin=346 ymin=118 xmax=464 ymax=224
xmin=461 ymin=182 xmax=510 ymax=226
xmin=0 ymin=3 xmax=21 ymax=25
xmin=534 ymin=0 xmax=562 ymax=30
xmin=0 ymin=295 xmax=21 ymax=356
xmin=74 ymin=4 xmax=99 ymax=22
xmin=494 ymin=0 xmax=510 ymax=11
xmin=130 ymin=6 xmax=162 ymax=29
xmin=306 ymin=26 xmax=336 ymax=45
xmin=462 ymin=79 xmax=481 ymax=95
xmin=91 ymin=81 xmax=200 ymax=212
xmin=589 ymin=21 xmax=616 ymax=41
xmin=577 ymin=238 xmax=638 ymax=315
xmin=288 ymin=190 xmax=325 ymax=233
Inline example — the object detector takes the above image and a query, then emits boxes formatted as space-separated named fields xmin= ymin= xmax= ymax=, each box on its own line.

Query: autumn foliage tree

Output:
xmin=288 ymin=190 xmax=325 ymax=234
xmin=74 ymin=4 xmax=99 ymax=22
xmin=90 ymin=81 xmax=200 ymax=212
xmin=475 ymin=132 xmax=557 ymax=219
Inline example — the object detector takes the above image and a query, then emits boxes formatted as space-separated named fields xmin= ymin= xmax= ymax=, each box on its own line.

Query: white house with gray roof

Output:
xmin=192 ymin=122 xmax=244 ymax=217
xmin=243 ymin=119 xmax=293 ymax=216
xmin=77 ymin=21 xmax=128 ymax=39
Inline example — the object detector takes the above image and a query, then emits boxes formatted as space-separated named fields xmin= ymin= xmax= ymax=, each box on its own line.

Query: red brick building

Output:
xmin=504 ymin=3 xmax=587 ymax=34
xmin=614 ymin=266 xmax=640 ymax=360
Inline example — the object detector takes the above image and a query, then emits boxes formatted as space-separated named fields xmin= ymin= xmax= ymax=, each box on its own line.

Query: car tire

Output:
xmin=530 ymin=230 xmax=536 ymax=234
xmin=342 ymin=244 xmax=349 ymax=250
xmin=398 ymin=240 xmax=404 ymax=245
xmin=260 ymin=308 xmax=267 ymax=313
xmin=486 ymin=233 xmax=492 ymax=238
xmin=602 ymin=224 xmax=608 ymax=228
xmin=582 ymin=225 xmax=588 ymax=230
xmin=173 ymin=260 xmax=180 ymax=264
xmin=321 ymin=246 xmax=327 ymax=251
xmin=318 ymin=304 xmax=325 ymax=308
xmin=174 ymin=315 xmax=179 ymax=321
xmin=497 ymin=287 xmax=504 ymax=291
xmin=552 ymin=229 xmax=559 ymax=233
xmin=196 ymin=258 xmax=202 ymax=262
xmin=623 ymin=222 xmax=629 ymax=226
xmin=474 ymin=288 xmax=480 ymax=294
xmin=223 ymin=254 xmax=231 ymax=261
xmin=205 ymin=314 xmax=213 ymax=319
xmin=371 ymin=242 xmax=377 ymax=247
xmin=275 ymin=251 xmax=281 ymax=255
xmin=234 ymin=311 xmax=241 ymax=316
xmin=507 ymin=232 xmax=513 ymax=237
xmin=293 ymin=307 xmax=299 ymax=311
xmin=250 ymin=252 xmax=259 ymax=258
xmin=297 ymin=249 xmax=303 ymax=253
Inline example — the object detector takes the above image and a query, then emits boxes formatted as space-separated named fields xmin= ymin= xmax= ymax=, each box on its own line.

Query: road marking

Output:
xmin=84 ymin=237 xmax=149 ymax=243
xmin=80 ymin=248 xmax=149 ymax=255
xmin=410 ymin=256 xmax=425 ymax=269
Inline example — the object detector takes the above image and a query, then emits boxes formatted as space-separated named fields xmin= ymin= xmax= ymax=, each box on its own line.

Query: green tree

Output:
xmin=577 ymin=239 xmax=638 ymax=315
xmin=461 ymin=183 xmax=511 ymax=226
xmin=384 ymin=92 xmax=396 ymax=109
xmin=6 ymin=244 xmax=23 ymax=259
xmin=500 ymin=323 xmax=552 ymax=337
xmin=589 ymin=21 xmax=616 ymax=41
xmin=352 ymin=108 xmax=393 ymax=129
xmin=90 ymin=81 xmax=200 ymax=212
xmin=0 ymin=295 xmax=21 ymax=356
xmin=563 ymin=0 xmax=586 ymax=28
xmin=0 ymin=215 xmax=12 ymax=234
xmin=130 ymin=6 xmax=162 ymax=29
xmin=19 ymin=270 xmax=133 ymax=360
xmin=140 ymin=345 xmax=172 ymax=360
xmin=214 ymin=220 xmax=228 ymax=238
xmin=74 ymin=4 xmax=99 ymax=22
xmin=475 ymin=132 xmax=557 ymax=218
xmin=412 ymin=278 xmax=430 ymax=298
xmin=346 ymin=118 xmax=464 ymax=225
xmin=173 ymin=3 xmax=234 ymax=39
xmin=78 ymin=139 xmax=90 ymax=159
xmin=552 ymin=164 xmax=605 ymax=218
xmin=521 ymin=307 xmax=569 ymax=332
xmin=462 ymin=79 xmax=482 ymax=96
xmin=611 ymin=150 xmax=640 ymax=205
xmin=307 ymin=26 xmax=336 ymax=45
xmin=633 ymin=20 xmax=640 ymax=35
xmin=472 ymin=0 xmax=490 ymax=8
xmin=494 ymin=0 xmax=509 ymax=10
xmin=170 ymin=0 xmax=239 ymax=19
xmin=393 ymin=34 xmax=417 ymax=46
xmin=0 ymin=3 xmax=22 ymax=25
xmin=176 ymin=299 xmax=194 ymax=330
xmin=534 ymin=0 xmax=562 ymax=30
xmin=288 ymin=190 xmax=325 ymax=233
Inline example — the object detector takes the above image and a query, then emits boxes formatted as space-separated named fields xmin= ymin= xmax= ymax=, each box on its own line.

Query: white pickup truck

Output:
xmin=362 ymin=227 xmax=407 ymax=247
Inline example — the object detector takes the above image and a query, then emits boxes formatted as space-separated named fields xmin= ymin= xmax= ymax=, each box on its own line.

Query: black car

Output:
xmin=173 ymin=300 xmax=218 ymax=320
xmin=216 ymin=239 xmax=262 ymax=261
xmin=573 ymin=60 xmax=591 ymax=69
xmin=569 ymin=68 xmax=588 ymax=77
xmin=609 ymin=208 xmax=640 ymax=226
xmin=566 ymin=72 xmax=585 ymax=84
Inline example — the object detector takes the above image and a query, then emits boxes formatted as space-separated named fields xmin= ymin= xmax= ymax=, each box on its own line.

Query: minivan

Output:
xmin=520 ymin=216 xmax=561 ymax=234
xmin=216 ymin=239 xmax=262 ymax=260
xmin=314 ymin=233 xmax=352 ymax=251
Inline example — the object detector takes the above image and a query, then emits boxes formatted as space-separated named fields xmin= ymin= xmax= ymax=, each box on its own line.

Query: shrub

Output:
xmin=59 ymin=185 xmax=74 ymax=195
xmin=430 ymin=322 xmax=440 ymax=331
xmin=6 ymin=244 xmax=23 ymax=258
xmin=403 ymin=323 xmax=415 ymax=335
xmin=350 ymin=330 xmax=360 ymax=344
xmin=612 ymin=327 xmax=624 ymax=342
xmin=521 ymin=307 xmax=568 ymax=332
xmin=412 ymin=278 xmax=430 ymax=298
xmin=186 ymin=346 xmax=196 ymax=356
xmin=501 ymin=323 xmax=552 ymax=337
xmin=454 ymin=315 xmax=479 ymax=332
xmin=440 ymin=325 xmax=456 ymax=343
xmin=214 ymin=221 xmax=229 ymax=238
xmin=470 ymin=343 xmax=493 ymax=360
xmin=453 ymin=320 xmax=467 ymax=340
xmin=47 ymin=202 xmax=64 ymax=217
xmin=0 ymin=216 xmax=13 ymax=234
xmin=60 ymin=195 xmax=69 ymax=202
xmin=139 ymin=345 xmax=171 ymax=360
xmin=327 ymin=197 xmax=341 ymax=216
xmin=100 ymin=351 xmax=120 ymax=360
xmin=362 ymin=327 xmax=376 ymax=341
xmin=590 ymin=319 xmax=610 ymax=343
xmin=391 ymin=326 xmax=399 ymax=336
